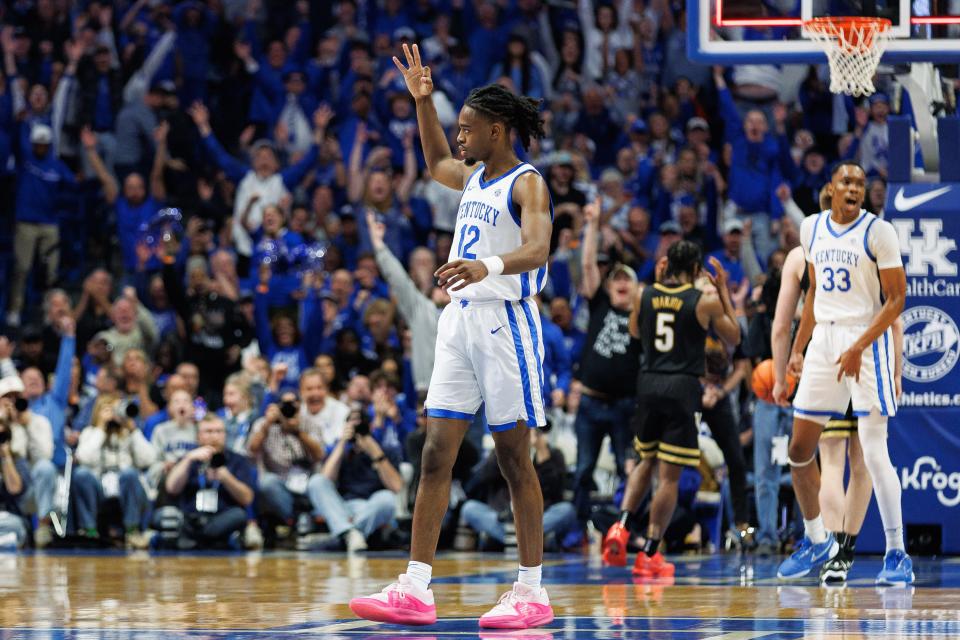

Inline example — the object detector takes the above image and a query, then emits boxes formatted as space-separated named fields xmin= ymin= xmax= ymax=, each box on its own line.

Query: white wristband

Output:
xmin=480 ymin=256 xmax=504 ymax=277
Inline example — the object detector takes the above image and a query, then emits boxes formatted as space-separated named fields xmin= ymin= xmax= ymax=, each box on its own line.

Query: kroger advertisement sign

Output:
xmin=856 ymin=185 xmax=960 ymax=553
xmin=901 ymin=456 xmax=960 ymax=508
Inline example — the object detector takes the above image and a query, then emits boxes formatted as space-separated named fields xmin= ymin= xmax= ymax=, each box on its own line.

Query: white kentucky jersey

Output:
xmin=800 ymin=209 xmax=903 ymax=325
xmin=448 ymin=162 xmax=552 ymax=302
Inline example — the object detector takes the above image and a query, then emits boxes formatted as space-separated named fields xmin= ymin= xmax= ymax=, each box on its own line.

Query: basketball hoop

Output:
xmin=804 ymin=17 xmax=892 ymax=97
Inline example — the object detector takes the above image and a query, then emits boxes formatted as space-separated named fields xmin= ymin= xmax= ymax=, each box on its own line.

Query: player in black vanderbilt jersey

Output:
xmin=602 ymin=241 xmax=741 ymax=576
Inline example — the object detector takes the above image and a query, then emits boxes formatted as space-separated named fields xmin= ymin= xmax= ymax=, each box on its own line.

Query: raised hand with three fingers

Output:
xmin=392 ymin=43 xmax=433 ymax=100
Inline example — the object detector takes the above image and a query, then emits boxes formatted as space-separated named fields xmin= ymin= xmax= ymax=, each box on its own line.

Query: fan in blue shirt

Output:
xmin=82 ymin=128 xmax=164 ymax=276
xmin=254 ymin=285 xmax=308 ymax=394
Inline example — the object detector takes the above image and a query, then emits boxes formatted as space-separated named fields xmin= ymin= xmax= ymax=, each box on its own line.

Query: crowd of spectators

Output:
xmin=0 ymin=0 xmax=921 ymax=553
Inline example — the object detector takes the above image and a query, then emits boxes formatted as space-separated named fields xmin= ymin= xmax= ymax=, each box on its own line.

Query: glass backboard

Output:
xmin=689 ymin=0 xmax=960 ymax=63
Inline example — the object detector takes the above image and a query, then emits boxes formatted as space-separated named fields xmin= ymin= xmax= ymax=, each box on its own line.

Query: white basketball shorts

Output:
xmin=792 ymin=322 xmax=898 ymax=423
xmin=425 ymin=298 xmax=547 ymax=431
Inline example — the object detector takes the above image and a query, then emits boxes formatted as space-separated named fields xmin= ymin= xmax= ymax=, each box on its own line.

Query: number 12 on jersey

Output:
xmin=457 ymin=225 xmax=480 ymax=260
xmin=654 ymin=312 xmax=675 ymax=352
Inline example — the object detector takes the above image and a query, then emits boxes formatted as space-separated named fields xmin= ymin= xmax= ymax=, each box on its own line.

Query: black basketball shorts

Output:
xmin=631 ymin=372 xmax=702 ymax=467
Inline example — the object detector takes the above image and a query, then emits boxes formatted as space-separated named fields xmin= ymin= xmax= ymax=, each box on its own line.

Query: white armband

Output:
xmin=480 ymin=256 xmax=504 ymax=277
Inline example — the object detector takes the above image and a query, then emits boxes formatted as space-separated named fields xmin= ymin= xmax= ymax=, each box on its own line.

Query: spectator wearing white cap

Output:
xmin=0 ymin=411 xmax=29 ymax=549
xmin=7 ymin=123 xmax=77 ymax=328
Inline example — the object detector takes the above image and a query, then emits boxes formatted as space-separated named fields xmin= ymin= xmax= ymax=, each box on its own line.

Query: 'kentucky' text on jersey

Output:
xmin=801 ymin=209 xmax=903 ymax=326
xmin=448 ymin=162 xmax=553 ymax=301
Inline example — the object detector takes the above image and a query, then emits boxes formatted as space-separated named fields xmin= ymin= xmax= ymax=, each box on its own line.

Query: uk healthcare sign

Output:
xmin=856 ymin=184 xmax=960 ymax=553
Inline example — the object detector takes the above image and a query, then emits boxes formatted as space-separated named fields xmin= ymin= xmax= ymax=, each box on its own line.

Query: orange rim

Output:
xmin=803 ymin=17 xmax=891 ymax=49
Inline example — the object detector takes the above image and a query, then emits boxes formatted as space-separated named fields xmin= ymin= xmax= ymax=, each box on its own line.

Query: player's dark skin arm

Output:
xmin=413 ymin=93 xmax=467 ymax=190
xmin=698 ymin=257 xmax=741 ymax=346
xmin=835 ymin=266 xmax=906 ymax=381
xmin=496 ymin=173 xmax=552 ymax=274
xmin=436 ymin=173 xmax=552 ymax=291
xmin=394 ymin=43 xmax=468 ymax=191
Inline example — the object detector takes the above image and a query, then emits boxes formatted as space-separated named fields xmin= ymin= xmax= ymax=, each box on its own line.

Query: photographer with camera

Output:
xmin=73 ymin=395 xmax=156 ymax=547
xmin=2 ymin=315 xmax=77 ymax=547
xmin=248 ymin=389 xmax=326 ymax=530
xmin=0 ymin=414 xmax=29 ymax=549
xmin=0 ymin=376 xmax=55 ymax=548
xmin=165 ymin=414 xmax=255 ymax=549
xmin=308 ymin=403 xmax=403 ymax=552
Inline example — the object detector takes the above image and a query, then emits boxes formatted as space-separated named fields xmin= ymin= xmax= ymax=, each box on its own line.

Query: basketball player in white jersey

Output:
xmin=350 ymin=44 xmax=555 ymax=629
xmin=774 ymin=161 xmax=913 ymax=584
xmin=773 ymin=187 xmax=905 ymax=584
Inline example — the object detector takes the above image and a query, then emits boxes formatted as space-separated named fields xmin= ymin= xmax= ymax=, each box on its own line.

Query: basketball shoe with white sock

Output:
xmin=349 ymin=574 xmax=437 ymax=625
xmin=479 ymin=582 xmax=554 ymax=629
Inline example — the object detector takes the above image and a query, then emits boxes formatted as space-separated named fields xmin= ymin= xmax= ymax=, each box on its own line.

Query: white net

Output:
xmin=805 ymin=18 xmax=892 ymax=97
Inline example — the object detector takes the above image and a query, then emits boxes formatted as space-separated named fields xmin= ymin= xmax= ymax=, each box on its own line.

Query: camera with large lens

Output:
xmin=210 ymin=452 xmax=226 ymax=468
xmin=279 ymin=399 xmax=299 ymax=419
xmin=13 ymin=397 xmax=28 ymax=413
xmin=118 ymin=400 xmax=140 ymax=420
xmin=106 ymin=418 xmax=123 ymax=433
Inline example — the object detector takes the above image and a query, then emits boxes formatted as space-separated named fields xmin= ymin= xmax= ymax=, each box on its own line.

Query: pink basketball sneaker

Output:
xmin=478 ymin=582 xmax=554 ymax=629
xmin=349 ymin=574 xmax=437 ymax=626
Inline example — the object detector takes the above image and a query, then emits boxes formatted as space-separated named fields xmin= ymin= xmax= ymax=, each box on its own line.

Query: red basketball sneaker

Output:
xmin=602 ymin=522 xmax=630 ymax=567
xmin=632 ymin=552 xmax=675 ymax=578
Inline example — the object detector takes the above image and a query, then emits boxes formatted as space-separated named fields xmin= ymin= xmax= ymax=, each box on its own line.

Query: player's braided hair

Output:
xmin=664 ymin=240 xmax=702 ymax=280
xmin=464 ymin=84 xmax=546 ymax=151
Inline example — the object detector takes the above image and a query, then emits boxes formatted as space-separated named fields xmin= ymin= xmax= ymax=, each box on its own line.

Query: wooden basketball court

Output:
xmin=1 ymin=550 xmax=958 ymax=638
